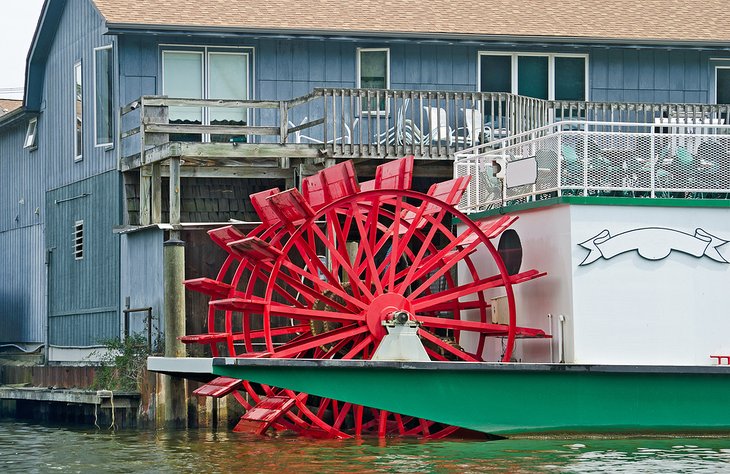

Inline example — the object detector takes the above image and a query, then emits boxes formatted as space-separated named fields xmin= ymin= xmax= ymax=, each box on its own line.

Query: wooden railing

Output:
xmin=119 ymin=90 xmax=730 ymax=170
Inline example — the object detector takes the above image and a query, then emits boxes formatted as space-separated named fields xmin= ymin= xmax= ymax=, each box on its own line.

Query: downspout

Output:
xmin=44 ymin=246 xmax=54 ymax=365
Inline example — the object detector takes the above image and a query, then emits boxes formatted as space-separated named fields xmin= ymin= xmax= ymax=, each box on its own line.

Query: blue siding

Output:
xmin=120 ymin=228 xmax=164 ymax=340
xmin=46 ymin=171 xmax=121 ymax=347
xmin=0 ymin=120 xmax=46 ymax=345
xmin=590 ymin=48 xmax=724 ymax=103
xmin=40 ymin=0 xmax=115 ymax=191
xmin=116 ymin=35 xmax=730 ymax=113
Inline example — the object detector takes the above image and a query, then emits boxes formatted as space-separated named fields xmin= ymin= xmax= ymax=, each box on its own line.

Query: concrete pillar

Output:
xmin=160 ymin=237 xmax=187 ymax=427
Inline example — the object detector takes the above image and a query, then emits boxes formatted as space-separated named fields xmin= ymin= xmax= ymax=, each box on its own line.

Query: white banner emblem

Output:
xmin=579 ymin=227 xmax=729 ymax=266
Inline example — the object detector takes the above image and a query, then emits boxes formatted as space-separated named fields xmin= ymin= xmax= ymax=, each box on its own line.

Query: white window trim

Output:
xmin=74 ymin=61 xmax=83 ymax=162
xmin=356 ymin=47 xmax=391 ymax=115
xmin=24 ymin=117 xmax=38 ymax=150
xmin=73 ymin=220 xmax=84 ymax=260
xmin=93 ymin=44 xmax=114 ymax=148
xmin=477 ymin=51 xmax=590 ymax=101
xmin=713 ymin=65 xmax=730 ymax=104
xmin=161 ymin=47 xmax=253 ymax=142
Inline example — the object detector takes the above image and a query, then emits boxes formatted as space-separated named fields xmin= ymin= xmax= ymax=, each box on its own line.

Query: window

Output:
xmin=74 ymin=61 xmax=83 ymax=161
xmin=73 ymin=220 xmax=84 ymax=260
xmin=715 ymin=67 xmax=730 ymax=104
xmin=357 ymin=48 xmax=390 ymax=113
xmin=24 ymin=118 xmax=37 ymax=149
xmin=162 ymin=48 xmax=250 ymax=143
xmin=479 ymin=53 xmax=588 ymax=101
xmin=94 ymin=46 xmax=113 ymax=146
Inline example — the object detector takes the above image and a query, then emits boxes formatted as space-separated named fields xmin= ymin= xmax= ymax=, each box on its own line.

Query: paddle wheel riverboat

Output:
xmin=150 ymin=120 xmax=730 ymax=437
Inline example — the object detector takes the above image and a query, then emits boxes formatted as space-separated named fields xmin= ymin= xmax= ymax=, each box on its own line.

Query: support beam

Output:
xmin=140 ymin=167 xmax=152 ymax=226
xmin=120 ymin=142 xmax=321 ymax=171
xmin=169 ymin=157 xmax=181 ymax=227
xmin=161 ymin=237 xmax=187 ymax=427
xmin=151 ymin=163 xmax=162 ymax=224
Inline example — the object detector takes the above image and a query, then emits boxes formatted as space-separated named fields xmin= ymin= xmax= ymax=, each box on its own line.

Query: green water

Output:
xmin=2 ymin=421 xmax=730 ymax=473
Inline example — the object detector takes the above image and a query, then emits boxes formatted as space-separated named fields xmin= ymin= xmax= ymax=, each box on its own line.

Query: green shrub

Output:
xmin=91 ymin=334 xmax=151 ymax=392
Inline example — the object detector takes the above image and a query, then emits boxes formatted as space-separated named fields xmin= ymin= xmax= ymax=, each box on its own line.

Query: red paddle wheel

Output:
xmin=182 ymin=156 xmax=548 ymax=438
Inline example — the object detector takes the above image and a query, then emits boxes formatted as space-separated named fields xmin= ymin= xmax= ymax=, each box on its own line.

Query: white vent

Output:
xmin=73 ymin=220 xmax=84 ymax=260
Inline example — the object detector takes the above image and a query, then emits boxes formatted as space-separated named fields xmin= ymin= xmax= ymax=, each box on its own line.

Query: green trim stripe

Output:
xmin=462 ymin=196 xmax=730 ymax=221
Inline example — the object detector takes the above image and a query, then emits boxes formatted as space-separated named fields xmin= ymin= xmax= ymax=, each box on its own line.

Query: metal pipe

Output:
xmin=558 ymin=314 xmax=566 ymax=363
xmin=123 ymin=306 xmax=154 ymax=350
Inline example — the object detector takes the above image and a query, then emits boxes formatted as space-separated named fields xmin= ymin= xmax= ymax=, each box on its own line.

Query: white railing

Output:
xmin=454 ymin=120 xmax=730 ymax=213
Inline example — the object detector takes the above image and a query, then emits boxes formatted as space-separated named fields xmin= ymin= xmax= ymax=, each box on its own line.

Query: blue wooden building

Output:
xmin=2 ymin=0 xmax=730 ymax=362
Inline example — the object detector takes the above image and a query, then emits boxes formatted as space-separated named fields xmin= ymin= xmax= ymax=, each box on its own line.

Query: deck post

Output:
xmin=139 ymin=166 xmax=151 ymax=226
xmin=159 ymin=155 xmax=187 ymax=427
xmin=160 ymin=235 xmax=187 ymax=428
xmin=151 ymin=162 xmax=162 ymax=223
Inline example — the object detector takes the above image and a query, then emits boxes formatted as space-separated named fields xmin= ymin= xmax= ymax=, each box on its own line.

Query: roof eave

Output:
xmin=104 ymin=22 xmax=730 ymax=48
xmin=0 ymin=108 xmax=31 ymax=130
xmin=24 ymin=0 xmax=68 ymax=112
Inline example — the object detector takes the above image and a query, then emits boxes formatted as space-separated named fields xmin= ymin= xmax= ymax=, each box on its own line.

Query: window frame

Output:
xmin=73 ymin=60 xmax=83 ymax=161
xmin=713 ymin=65 xmax=730 ymax=104
xmin=160 ymin=46 xmax=253 ymax=142
xmin=356 ymin=47 xmax=391 ymax=115
xmin=477 ymin=51 xmax=589 ymax=101
xmin=93 ymin=44 xmax=114 ymax=148
xmin=24 ymin=117 xmax=38 ymax=150
xmin=73 ymin=220 xmax=84 ymax=260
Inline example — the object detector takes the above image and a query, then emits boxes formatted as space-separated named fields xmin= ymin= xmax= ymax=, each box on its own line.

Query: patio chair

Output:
xmin=373 ymin=98 xmax=428 ymax=146
xmin=423 ymin=106 xmax=454 ymax=145
xmin=456 ymin=108 xmax=490 ymax=147
xmin=290 ymin=116 xmax=359 ymax=145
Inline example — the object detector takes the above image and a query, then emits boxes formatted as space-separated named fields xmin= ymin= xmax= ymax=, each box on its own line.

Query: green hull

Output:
xmin=210 ymin=359 xmax=730 ymax=435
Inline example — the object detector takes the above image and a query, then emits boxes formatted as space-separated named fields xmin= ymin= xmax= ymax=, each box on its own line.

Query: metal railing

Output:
xmin=455 ymin=120 xmax=730 ymax=213
xmin=119 ymin=89 xmax=730 ymax=168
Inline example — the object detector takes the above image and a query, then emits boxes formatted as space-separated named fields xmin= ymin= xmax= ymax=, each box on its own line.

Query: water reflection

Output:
xmin=2 ymin=421 xmax=730 ymax=473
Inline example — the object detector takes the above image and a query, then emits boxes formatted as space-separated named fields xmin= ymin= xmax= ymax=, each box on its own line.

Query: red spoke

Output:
xmin=332 ymin=402 xmax=353 ymax=431
xmin=393 ymin=207 xmax=445 ymax=293
xmin=310 ymin=223 xmax=375 ymax=302
xmin=349 ymin=201 xmax=384 ymax=294
xmin=395 ymin=222 xmax=483 ymax=295
xmin=393 ymin=413 xmax=407 ymax=435
xmin=272 ymin=324 xmax=369 ymax=359
xmin=341 ymin=334 xmax=374 ymax=359
xmin=354 ymin=404 xmax=364 ymax=437
xmin=411 ymin=274 xmax=506 ymax=311
xmin=418 ymin=328 xmax=480 ymax=361
xmin=279 ymin=260 xmax=367 ymax=312
xmin=237 ymin=324 xmax=311 ymax=340
xmin=268 ymin=303 xmax=364 ymax=324
xmin=378 ymin=410 xmax=388 ymax=438
xmin=424 ymin=346 xmax=449 ymax=361
xmin=385 ymin=197 xmax=404 ymax=291
xmin=417 ymin=315 xmax=509 ymax=335
xmin=406 ymin=242 xmax=485 ymax=301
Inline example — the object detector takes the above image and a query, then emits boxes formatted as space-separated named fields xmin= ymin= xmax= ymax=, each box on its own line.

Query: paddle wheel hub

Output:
xmin=181 ymin=155 xmax=550 ymax=438
xmin=366 ymin=293 xmax=412 ymax=340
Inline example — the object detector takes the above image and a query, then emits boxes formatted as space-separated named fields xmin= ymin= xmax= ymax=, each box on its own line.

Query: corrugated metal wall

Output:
xmin=41 ymin=0 xmax=115 ymax=191
xmin=119 ymin=227 xmax=163 ymax=342
xmin=0 ymin=121 xmax=46 ymax=345
xmin=46 ymin=171 xmax=121 ymax=347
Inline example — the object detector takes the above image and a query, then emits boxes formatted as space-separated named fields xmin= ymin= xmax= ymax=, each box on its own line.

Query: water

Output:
xmin=3 ymin=421 xmax=730 ymax=473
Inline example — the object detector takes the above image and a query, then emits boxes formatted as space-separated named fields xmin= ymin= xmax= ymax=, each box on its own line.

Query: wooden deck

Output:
xmin=118 ymin=90 xmax=730 ymax=226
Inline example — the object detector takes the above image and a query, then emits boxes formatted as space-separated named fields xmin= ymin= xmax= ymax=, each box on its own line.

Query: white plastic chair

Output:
xmin=290 ymin=116 xmax=359 ymax=144
xmin=457 ymin=107 xmax=493 ymax=147
xmin=423 ymin=106 xmax=453 ymax=145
